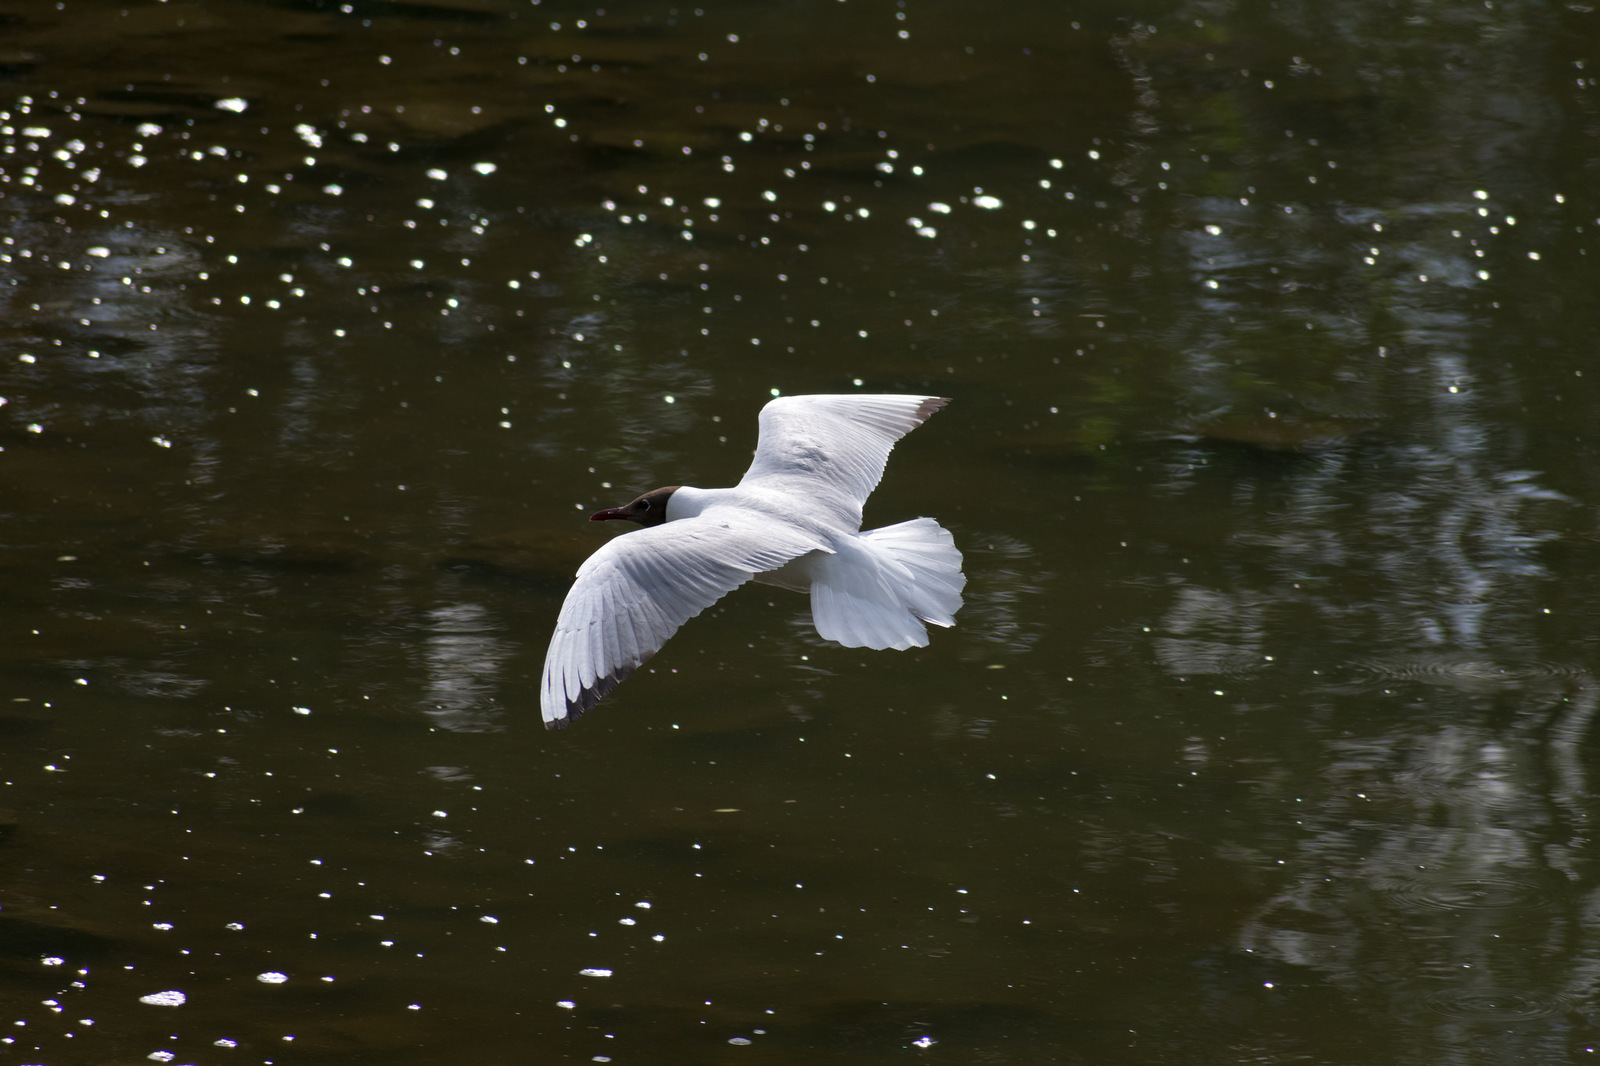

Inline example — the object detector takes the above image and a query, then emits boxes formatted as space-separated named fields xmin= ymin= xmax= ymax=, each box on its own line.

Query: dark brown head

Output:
xmin=590 ymin=486 xmax=678 ymax=527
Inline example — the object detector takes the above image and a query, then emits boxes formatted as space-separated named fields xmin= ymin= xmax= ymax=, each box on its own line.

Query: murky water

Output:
xmin=3 ymin=0 xmax=1599 ymax=1062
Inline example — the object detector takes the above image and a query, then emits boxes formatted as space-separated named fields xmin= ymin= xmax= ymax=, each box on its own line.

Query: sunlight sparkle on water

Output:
xmin=139 ymin=991 xmax=186 ymax=1007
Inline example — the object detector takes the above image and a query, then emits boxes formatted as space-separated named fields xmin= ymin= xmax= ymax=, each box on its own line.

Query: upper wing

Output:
xmin=737 ymin=394 xmax=949 ymax=529
xmin=541 ymin=514 xmax=826 ymax=728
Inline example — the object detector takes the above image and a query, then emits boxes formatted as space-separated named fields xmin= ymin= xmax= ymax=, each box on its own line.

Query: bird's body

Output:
xmin=540 ymin=394 xmax=965 ymax=728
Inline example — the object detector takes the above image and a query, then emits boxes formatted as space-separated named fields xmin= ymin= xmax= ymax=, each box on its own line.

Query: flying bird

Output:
xmin=541 ymin=393 xmax=966 ymax=728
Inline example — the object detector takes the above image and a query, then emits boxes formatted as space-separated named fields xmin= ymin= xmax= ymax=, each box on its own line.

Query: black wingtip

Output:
xmin=543 ymin=665 xmax=637 ymax=730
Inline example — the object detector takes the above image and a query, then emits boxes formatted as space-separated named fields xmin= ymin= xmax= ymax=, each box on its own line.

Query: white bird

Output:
xmin=541 ymin=393 xmax=966 ymax=728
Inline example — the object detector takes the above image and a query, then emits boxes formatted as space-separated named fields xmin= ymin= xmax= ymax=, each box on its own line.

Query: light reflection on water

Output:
xmin=418 ymin=599 xmax=511 ymax=732
xmin=2 ymin=0 xmax=1600 ymax=1063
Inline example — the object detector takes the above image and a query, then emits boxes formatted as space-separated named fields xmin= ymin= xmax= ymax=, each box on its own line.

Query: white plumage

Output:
xmin=541 ymin=394 xmax=965 ymax=728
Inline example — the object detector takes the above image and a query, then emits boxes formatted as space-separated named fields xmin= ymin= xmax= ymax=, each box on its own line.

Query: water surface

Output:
xmin=3 ymin=0 xmax=1599 ymax=1062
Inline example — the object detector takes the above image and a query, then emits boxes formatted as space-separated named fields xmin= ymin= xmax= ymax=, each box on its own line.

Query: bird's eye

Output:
xmin=638 ymin=499 xmax=651 ymax=511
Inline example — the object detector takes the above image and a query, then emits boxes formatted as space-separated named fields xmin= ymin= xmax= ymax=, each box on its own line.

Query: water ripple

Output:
xmin=1344 ymin=653 xmax=1587 ymax=693
xmin=1374 ymin=873 xmax=1563 ymax=913
xmin=1421 ymin=987 xmax=1569 ymax=1021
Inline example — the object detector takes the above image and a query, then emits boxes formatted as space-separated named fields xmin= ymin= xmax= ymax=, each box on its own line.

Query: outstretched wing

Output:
xmin=737 ymin=394 xmax=949 ymax=529
xmin=541 ymin=514 xmax=825 ymax=728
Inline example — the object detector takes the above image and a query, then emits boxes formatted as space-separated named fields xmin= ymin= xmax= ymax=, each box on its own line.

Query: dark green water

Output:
xmin=2 ymin=0 xmax=1599 ymax=1062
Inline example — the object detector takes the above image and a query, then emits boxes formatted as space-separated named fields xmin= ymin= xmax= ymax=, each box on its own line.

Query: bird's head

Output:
xmin=590 ymin=486 xmax=679 ymax=527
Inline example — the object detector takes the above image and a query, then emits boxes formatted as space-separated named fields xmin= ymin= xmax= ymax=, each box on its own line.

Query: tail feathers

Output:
xmin=810 ymin=518 xmax=966 ymax=650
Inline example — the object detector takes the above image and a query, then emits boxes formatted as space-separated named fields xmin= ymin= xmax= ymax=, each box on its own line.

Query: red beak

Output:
xmin=590 ymin=507 xmax=629 ymax=522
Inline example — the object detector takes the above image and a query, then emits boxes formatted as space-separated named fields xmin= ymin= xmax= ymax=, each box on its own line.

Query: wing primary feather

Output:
xmin=601 ymin=585 xmax=623 ymax=678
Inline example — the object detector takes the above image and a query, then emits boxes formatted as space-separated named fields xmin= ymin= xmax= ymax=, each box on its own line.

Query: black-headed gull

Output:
xmin=541 ymin=393 xmax=966 ymax=728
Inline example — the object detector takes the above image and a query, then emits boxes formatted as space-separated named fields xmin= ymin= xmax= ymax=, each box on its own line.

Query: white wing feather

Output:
xmin=738 ymin=394 xmax=949 ymax=530
xmin=541 ymin=514 xmax=826 ymax=727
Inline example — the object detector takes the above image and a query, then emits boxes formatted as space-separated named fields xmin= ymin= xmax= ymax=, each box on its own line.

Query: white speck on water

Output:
xmin=579 ymin=968 xmax=613 ymax=977
xmin=215 ymin=97 xmax=248 ymax=112
xmin=139 ymin=991 xmax=186 ymax=1007
xmin=256 ymin=972 xmax=288 ymax=984
xmin=973 ymin=195 xmax=1002 ymax=209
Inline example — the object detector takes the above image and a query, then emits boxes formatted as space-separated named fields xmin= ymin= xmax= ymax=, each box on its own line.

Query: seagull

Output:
xmin=541 ymin=393 xmax=966 ymax=728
